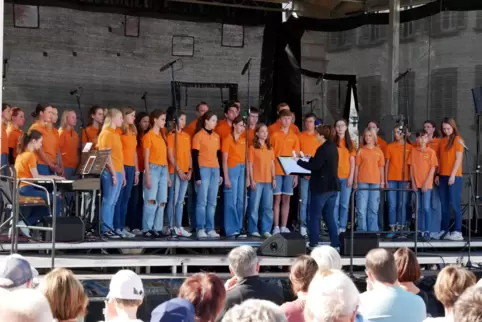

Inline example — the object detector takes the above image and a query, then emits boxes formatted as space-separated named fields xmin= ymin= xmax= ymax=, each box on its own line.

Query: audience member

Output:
xmin=40 ymin=267 xmax=88 ymax=322
xmin=281 ymin=255 xmax=318 ymax=322
xmin=104 ymin=270 xmax=144 ymax=322
xmin=393 ymin=247 xmax=429 ymax=306
xmin=0 ymin=253 xmax=38 ymax=290
xmin=150 ymin=298 xmax=196 ymax=322
xmin=217 ymin=246 xmax=284 ymax=321
xmin=426 ymin=265 xmax=476 ymax=322
xmin=453 ymin=286 xmax=482 ymax=322
xmin=0 ymin=288 xmax=54 ymax=322
xmin=179 ymin=273 xmax=226 ymax=322
xmin=359 ymin=248 xmax=426 ymax=322
xmin=222 ymin=299 xmax=287 ymax=322
xmin=310 ymin=245 xmax=342 ymax=270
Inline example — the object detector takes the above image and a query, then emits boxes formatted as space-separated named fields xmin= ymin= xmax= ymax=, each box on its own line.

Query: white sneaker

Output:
xmin=432 ymin=230 xmax=444 ymax=240
xmin=339 ymin=227 xmax=346 ymax=234
xmin=262 ymin=232 xmax=272 ymax=238
xmin=447 ymin=231 xmax=464 ymax=241
xmin=250 ymin=232 xmax=261 ymax=237
xmin=115 ymin=229 xmax=124 ymax=237
xmin=197 ymin=229 xmax=208 ymax=238
xmin=300 ymin=227 xmax=307 ymax=237
xmin=122 ymin=229 xmax=135 ymax=238
xmin=272 ymin=226 xmax=280 ymax=234
xmin=176 ymin=227 xmax=192 ymax=237
xmin=207 ymin=230 xmax=220 ymax=238
xmin=131 ymin=229 xmax=143 ymax=236
xmin=280 ymin=227 xmax=290 ymax=233
xmin=429 ymin=232 xmax=440 ymax=240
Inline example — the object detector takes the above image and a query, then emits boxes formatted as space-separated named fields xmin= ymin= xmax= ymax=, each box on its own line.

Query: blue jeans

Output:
xmin=309 ymin=191 xmax=339 ymax=248
xmin=248 ymin=182 xmax=273 ymax=234
xmin=19 ymin=185 xmax=62 ymax=225
xmin=416 ymin=189 xmax=432 ymax=232
xmin=439 ymin=176 xmax=463 ymax=232
xmin=37 ymin=164 xmax=54 ymax=175
xmin=114 ymin=166 xmax=135 ymax=230
xmin=387 ymin=181 xmax=409 ymax=226
xmin=430 ymin=185 xmax=442 ymax=232
xmin=127 ymin=173 xmax=143 ymax=230
xmin=100 ymin=170 xmax=123 ymax=232
xmin=167 ymin=173 xmax=189 ymax=227
xmin=356 ymin=183 xmax=380 ymax=232
xmin=224 ymin=164 xmax=246 ymax=236
xmin=335 ymin=178 xmax=352 ymax=230
xmin=143 ymin=164 xmax=168 ymax=232
xmin=195 ymin=167 xmax=220 ymax=232
xmin=1 ymin=153 xmax=8 ymax=175
xmin=299 ymin=177 xmax=310 ymax=229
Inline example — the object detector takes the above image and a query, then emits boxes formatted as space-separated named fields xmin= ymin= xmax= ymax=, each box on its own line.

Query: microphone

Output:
xmin=141 ymin=92 xmax=147 ymax=100
xmin=70 ymin=87 xmax=82 ymax=96
xmin=395 ymin=68 xmax=411 ymax=83
xmin=160 ymin=59 xmax=180 ymax=72
xmin=241 ymin=58 xmax=252 ymax=76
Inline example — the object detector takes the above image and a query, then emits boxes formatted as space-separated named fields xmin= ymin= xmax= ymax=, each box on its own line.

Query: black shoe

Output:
xmin=103 ymin=231 xmax=120 ymax=239
xmin=143 ymin=230 xmax=159 ymax=238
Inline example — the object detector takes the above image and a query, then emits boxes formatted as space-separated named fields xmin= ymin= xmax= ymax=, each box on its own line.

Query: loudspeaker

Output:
xmin=339 ymin=232 xmax=379 ymax=256
xmin=257 ymin=233 xmax=306 ymax=257
xmin=41 ymin=216 xmax=85 ymax=242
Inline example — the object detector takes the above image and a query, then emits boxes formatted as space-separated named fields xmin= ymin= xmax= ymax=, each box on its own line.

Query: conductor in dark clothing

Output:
xmin=216 ymin=245 xmax=284 ymax=321
xmin=296 ymin=124 xmax=340 ymax=249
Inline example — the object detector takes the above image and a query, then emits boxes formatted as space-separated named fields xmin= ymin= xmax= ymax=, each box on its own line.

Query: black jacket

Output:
xmin=297 ymin=140 xmax=340 ymax=194
xmin=216 ymin=275 xmax=284 ymax=321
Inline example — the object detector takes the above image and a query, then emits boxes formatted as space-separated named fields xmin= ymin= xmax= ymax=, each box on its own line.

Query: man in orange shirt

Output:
xmin=1 ymin=103 xmax=12 ymax=175
xmin=214 ymin=101 xmax=238 ymax=141
xmin=185 ymin=102 xmax=209 ymax=138
xmin=244 ymin=107 xmax=259 ymax=146
xmin=268 ymin=103 xmax=300 ymax=135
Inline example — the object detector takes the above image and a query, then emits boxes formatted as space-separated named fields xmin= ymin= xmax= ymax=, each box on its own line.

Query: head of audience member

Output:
xmin=40 ymin=268 xmax=88 ymax=322
xmin=394 ymin=247 xmax=421 ymax=288
xmin=365 ymin=248 xmax=398 ymax=289
xmin=150 ymin=298 xmax=195 ymax=322
xmin=196 ymin=101 xmax=209 ymax=118
xmin=228 ymin=245 xmax=260 ymax=280
xmin=289 ymin=255 xmax=318 ymax=296
xmin=434 ymin=265 xmax=476 ymax=317
xmin=305 ymin=269 xmax=360 ymax=322
xmin=0 ymin=289 xmax=54 ymax=322
xmin=315 ymin=124 xmax=335 ymax=144
xmin=278 ymin=109 xmax=292 ymax=129
xmin=310 ymin=246 xmax=342 ymax=270
xmin=0 ymin=254 xmax=38 ymax=291
xmin=248 ymin=107 xmax=259 ymax=128
xmin=222 ymin=299 xmax=287 ymax=322
xmin=178 ymin=273 xmax=226 ymax=322
xmin=104 ymin=270 xmax=144 ymax=321
xmin=454 ymin=285 xmax=482 ymax=322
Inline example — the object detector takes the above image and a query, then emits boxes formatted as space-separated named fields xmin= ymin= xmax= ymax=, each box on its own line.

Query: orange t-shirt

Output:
xmin=15 ymin=151 xmax=37 ymax=185
xmin=29 ymin=121 xmax=59 ymax=165
xmin=1 ymin=122 xmax=8 ymax=155
xmin=59 ymin=128 xmax=80 ymax=169
xmin=356 ymin=146 xmax=385 ymax=184
xmin=243 ymin=128 xmax=256 ymax=146
xmin=428 ymin=137 xmax=441 ymax=153
xmin=142 ymin=129 xmax=167 ymax=166
xmin=185 ymin=120 xmax=198 ymax=138
xmin=214 ymin=120 xmax=232 ymax=142
xmin=222 ymin=134 xmax=246 ymax=169
xmin=192 ymin=129 xmax=220 ymax=168
xmin=298 ymin=131 xmax=320 ymax=157
xmin=167 ymin=130 xmax=191 ymax=173
xmin=81 ymin=125 xmax=101 ymax=150
xmin=268 ymin=121 xmax=299 ymax=136
xmin=337 ymin=138 xmax=356 ymax=179
xmin=249 ymin=144 xmax=275 ymax=183
xmin=385 ymin=142 xmax=412 ymax=181
xmin=271 ymin=130 xmax=300 ymax=176
xmin=377 ymin=137 xmax=388 ymax=155
xmin=408 ymin=147 xmax=438 ymax=189
xmin=97 ymin=127 xmax=124 ymax=172
xmin=7 ymin=125 xmax=23 ymax=159
xmin=438 ymin=136 xmax=464 ymax=177
xmin=116 ymin=128 xmax=137 ymax=167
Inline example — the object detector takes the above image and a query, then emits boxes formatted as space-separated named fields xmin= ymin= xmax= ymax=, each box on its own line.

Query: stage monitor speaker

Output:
xmin=41 ymin=216 xmax=85 ymax=242
xmin=257 ymin=233 xmax=306 ymax=257
xmin=471 ymin=87 xmax=482 ymax=114
xmin=339 ymin=232 xmax=379 ymax=257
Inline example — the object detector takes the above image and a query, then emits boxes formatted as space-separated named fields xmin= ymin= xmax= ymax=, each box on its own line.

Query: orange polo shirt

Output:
xmin=337 ymin=138 xmax=356 ymax=179
xmin=438 ymin=136 xmax=464 ymax=177
xmin=243 ymin=128 xmax=256 ymax=146
xmin=59 ymin=128 xmax=80 ymax=169
xmin=7 ymin=125 xmax=23 ymax=158
xmin=222 ymin=134 xmax=246 ymax=169
xmin=377 ymin=137 xmax=388 ymax=155
xmin=15 ymin=151 xmax=37 ymax=185
xmin=185 ymin=120 xmax=198 ymax=138
xmin=116 ymin=128 xmax=137 ymax=167
xmin=1 ymin=122 xmax=8 ymax=155
xmin=356 ymin=146 xmax=385 ymax=184
xmin=81 ymin=125 xmax=101 ymax=150
xmin=408 ymin=147 xmax=438 ymax=189
xmin=271 ymin=130 xmax=300 ymax=176
xmin=98 ymin=127 xmax=124 ymax=172
xmin=142 ymin=129 xmax=167 ymax=166
xmin=268 ymin=121 xmax=299 ymax=136
xmin=192 ymin=129 xmax=220 ymax=168
xmin=214 ymin=120 xmax=232 ymax=141
xmin=249 ymin=144 xmax=275 ymax=183
xmin=29 ymin=121 xmax=59 ymax=165
xmin=298 ymin=131 xmax=320 ymax=157
xmin=167 ymin=130 xmax=191 ymax=173
xmin=428 ymin=137 xmax=441 ymax=153
xmin=385 ymin=142 xmax=412 ymax=181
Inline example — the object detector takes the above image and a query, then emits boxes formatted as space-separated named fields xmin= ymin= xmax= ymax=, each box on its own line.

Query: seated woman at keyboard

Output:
xmin=14 ymin=130 xmax=64 ymax=235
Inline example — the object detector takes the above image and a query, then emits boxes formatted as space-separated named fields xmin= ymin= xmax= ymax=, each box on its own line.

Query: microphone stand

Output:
xmin=463 ymin=147 xmax=478 ymax=269
xmin=241 ymin=58 xmax=251 ymax=237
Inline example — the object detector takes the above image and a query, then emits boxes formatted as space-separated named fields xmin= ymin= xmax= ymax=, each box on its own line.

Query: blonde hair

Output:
xmin=102 ymin=108 xmax=122 ymax=131
xmin=40 ymin=268 xmax=88 ymax=321
xmin=121 ymin=106 xmax=138 ymax=135
xmin=434 ymin=265 xmax=476 ymax=309
xmin=59 ymin=109 xmax=76 ymax=130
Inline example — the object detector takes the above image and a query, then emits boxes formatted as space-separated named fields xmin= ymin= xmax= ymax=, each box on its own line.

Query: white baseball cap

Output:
xmin=107 ymin=270 xmax=144 ymax=300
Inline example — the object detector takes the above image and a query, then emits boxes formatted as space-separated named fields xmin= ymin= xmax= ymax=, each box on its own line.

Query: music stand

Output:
xmin=277 ymin=157 xmax=311 ymax=176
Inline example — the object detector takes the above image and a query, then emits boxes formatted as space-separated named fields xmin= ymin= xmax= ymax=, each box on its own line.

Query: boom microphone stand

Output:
xmin=241 ymin=58 xmax=251 ymax=237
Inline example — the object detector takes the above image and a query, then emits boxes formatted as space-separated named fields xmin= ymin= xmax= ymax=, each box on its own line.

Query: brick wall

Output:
xmin=2 ymin=5 xmax=263 ymax=125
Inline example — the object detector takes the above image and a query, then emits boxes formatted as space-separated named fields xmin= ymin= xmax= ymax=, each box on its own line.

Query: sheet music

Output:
xmin=278 ymin=157 xmax=311 ymax=175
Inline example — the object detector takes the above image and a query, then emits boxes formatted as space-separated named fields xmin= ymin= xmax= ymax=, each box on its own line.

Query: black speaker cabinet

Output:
xmin=41 ymin=216 xmax=85 ymax=242
xmin=340 ymin=232 xmax=379 ymax=256
xmin=257 ymin=233 xmax=306 ymax=257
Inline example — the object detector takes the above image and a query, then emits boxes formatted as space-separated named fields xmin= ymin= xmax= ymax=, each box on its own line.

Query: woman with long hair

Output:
xmin=334 ymin=119 xmax=355 ymax=234
xmin=436 ymin=118 xmax=464 ymax=241
xmin=222 ymin=115 xmax=248 ymax=237
xmin=1 ymin=103 xmax=12 ymax=173
xmin=7 ymin=106 xmax=24 ymax=164
xmin=81 ymin=105 xmax=104 ymax=149
xmin=192 ymin=111 xmax=222 ymax=239
xmin=98 ymin=108 xmax=125 ymax=238
xmin=142 ymin=109 xmax=170 ymax=238
xmin=166 ymin=111 xmax=192 ymax=237
xmin=354 ymin=128 xmax=385 ymax=232
xmin=113 ymin=107 xmax=138 ymax=238
xmin=126 ymin=112 xmax=150 ymax=235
